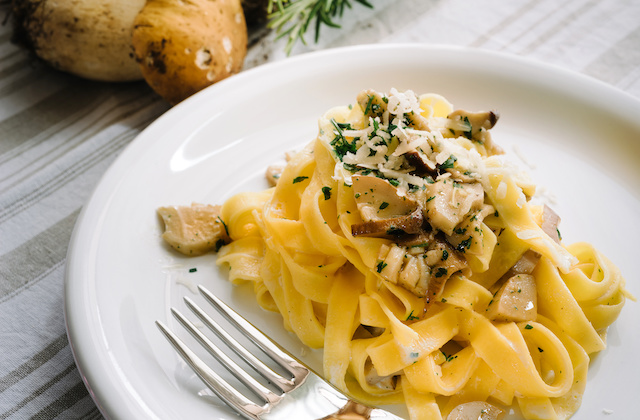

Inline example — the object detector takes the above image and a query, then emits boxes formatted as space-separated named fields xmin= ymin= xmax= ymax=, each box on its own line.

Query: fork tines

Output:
xmin=156 ymin=285 xmax=309 ymax=419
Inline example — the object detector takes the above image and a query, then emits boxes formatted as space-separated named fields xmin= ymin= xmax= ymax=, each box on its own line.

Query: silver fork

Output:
xmin=156 ymin=285 xmax=404 ymax=420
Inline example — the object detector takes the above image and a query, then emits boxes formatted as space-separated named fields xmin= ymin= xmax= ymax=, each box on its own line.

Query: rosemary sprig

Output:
xmin=268 ymin=0 xmax=374 ymax=54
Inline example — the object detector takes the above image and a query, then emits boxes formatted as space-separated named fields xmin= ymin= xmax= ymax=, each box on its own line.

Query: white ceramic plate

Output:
xmin=65 ymin=45 xmax=640 ymax=420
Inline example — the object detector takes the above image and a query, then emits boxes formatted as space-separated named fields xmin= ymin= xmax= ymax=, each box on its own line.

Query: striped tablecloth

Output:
xmin=1 ymin=0 xmax=639 ymax=418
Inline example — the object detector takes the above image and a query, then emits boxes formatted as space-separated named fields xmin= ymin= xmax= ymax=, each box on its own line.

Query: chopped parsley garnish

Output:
xmin=214 ymin=238 xmax=226 ymax=252
xmin=441 ymin=351 xmax=456 ymax=362
xmin=434 ymin=267 xmax=448 ymax=278
xmin=322 ymin=186 xmax=332 ymax=200
xmin=343 ymin=162 xmax=358 ymax=172
xmin=524 ymin=324 xmax=533 ymax=330
xmin=453 ymin=227 xmax=467 ymax=235
xmin=389 ymin=179 xmax=400 ymax=187
xmin=456 ymin=237 xmax=473 ymax=252
xmin=411 ymin=242 xmax=429 ymax=248
xmin=379 ymin=202 xmax=389 ymax=210
xmin=364 ymin=95 xmax=374 ymax=114
xmin=376 ymin=261 xmax=388 ymax=273
xmin=293 ymin=176 xmax=309 ymax=184
xmin=439 ymin=154 xmax=457 ymax=170
xmin=556 ymin=227 xmax=562 ymax=240
xmin=426 ymin=195 xmax=436 ymax=202
xmin=217 ymin=216 xmax=229 ymax=236
xmin=406 ymin=311 xmax=419 ymax=321
xmin=188 ymin=268 xmax=197 ymax=273
xmin=441 ymin=250 xmax=449 ymax=260
xmin=462 ymin=116 xmax=473 ymax=139
xmin=329 ymin=118 xmax=357 ymax=160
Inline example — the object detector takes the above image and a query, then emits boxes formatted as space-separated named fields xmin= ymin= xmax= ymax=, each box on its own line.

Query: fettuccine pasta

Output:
xmin=159 ymin=89 xmax=633 ymax=420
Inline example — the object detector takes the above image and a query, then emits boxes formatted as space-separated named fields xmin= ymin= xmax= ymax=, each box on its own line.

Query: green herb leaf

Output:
xmin=439 ymin=154 xmax=457 ymax=170
xmin=406 ymin=311 xmax=419 ymax=321
xmin=293 ymin=176 xmax=309 ymax=184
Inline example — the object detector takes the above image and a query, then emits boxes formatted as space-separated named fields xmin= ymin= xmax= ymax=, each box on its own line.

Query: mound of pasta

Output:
xmin=159 ymin=89 xmax=633 ymax=420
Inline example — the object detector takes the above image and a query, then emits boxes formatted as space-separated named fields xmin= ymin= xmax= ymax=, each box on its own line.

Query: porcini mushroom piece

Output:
xmin=364 ymin=359 xmax=398 ymax=391
xmin=447 ymin=109 xmax=499 ymax=136
xmin=351 ymin=208 xmax=424 ymax=237
xmin=447 ymin=109 xmax=503 ymax=155
xmin=157 ymin=203 xmax=229 ymax=256
xmin=265 ymin=164 xmax=284 ymax=186
xmin=486 ymin=274 xmax=537 ymax=322
xmin=405 ymin=150 xmax=437 ymax=177
xmin=423 ymin=180 xmax=484 ymax=237
xmin=447 ymin=401 xmax=505 ymax=420
xmin=352 ymin=175 xmax=419 ymax=221
xmin=424 ymin=239 xmax=467 ymax=301
xmin=504 ymin=250 xmax=541 ymax=278
xmin=541 ymin=205 xmax=562 ymax=243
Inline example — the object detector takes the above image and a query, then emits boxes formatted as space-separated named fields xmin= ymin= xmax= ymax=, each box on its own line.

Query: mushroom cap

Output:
xmin=132 ymin=0 xmax=248 ymax=104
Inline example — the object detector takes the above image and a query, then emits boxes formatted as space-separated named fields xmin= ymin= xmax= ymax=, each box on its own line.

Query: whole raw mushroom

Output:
xmin=132 ymin=0 xmax=248 ymax=105
xmin=11 ymin=0 xmax=145 ymax=82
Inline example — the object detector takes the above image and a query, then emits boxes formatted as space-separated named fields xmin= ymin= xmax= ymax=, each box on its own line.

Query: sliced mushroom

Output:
xmin=157 ymin=203 xmax=229 ymax=256
xmin=423 ymin=180 xmax=484 ymax=236
xmin=446 ymin=109 xmax=503 ymax=155
xmin=447 ymin=109 xmax=499 ymax=137
xmin=351 ymin=208 xmax=424 ymax=237
xmin=424 ymin=238 xmax=467 ymax=301
xmin=541 ymin=205 xmax=562 ymax=243
xmin=395 ymin=230 xmax=435 ymax=248
xmin=405 ymin=150 xmax=437 ymax=178
xmin=504 ymin=249 xmax=540 ymax=279
xmin=351 ymin=175 xmax=424 ymax=237
xmin=397 ymin=252 xmax=429 ymax=296
xmin=404 ymin=108 xmax=432 ymax=132
xmin=352 ymin=324 xmax=385 ymax=340
xmin=364 ymin=359 xmax=398 ymax=391
xmin=353 ymin=175 xmax=418 ymax=220
xmin=357 ymin=89 xmax=387 ymax=118
xmin=265 ymin=164 xmax=283 ymax=186
xmin=486 ymin=274 xmax=537 ymax=322
xmin=447 ymin=401 xmax=505 ymax=420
